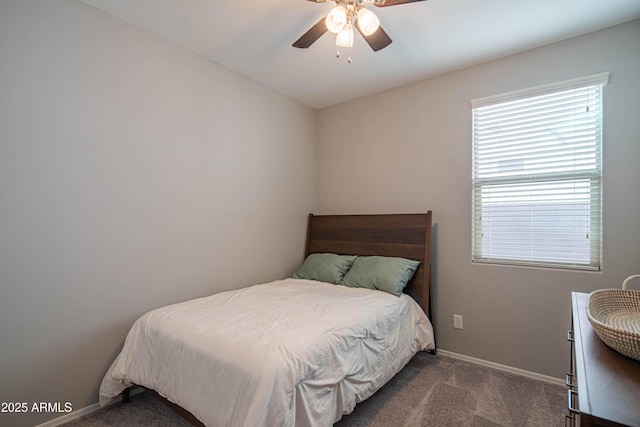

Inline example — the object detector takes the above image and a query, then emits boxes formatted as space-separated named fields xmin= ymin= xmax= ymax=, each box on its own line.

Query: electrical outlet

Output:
xmin=453 ymin=314 xmax=463 ymax=330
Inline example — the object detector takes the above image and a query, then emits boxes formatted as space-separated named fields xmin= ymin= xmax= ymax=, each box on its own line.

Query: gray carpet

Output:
xmin=63 ymin=354 xmax=567 ymax=426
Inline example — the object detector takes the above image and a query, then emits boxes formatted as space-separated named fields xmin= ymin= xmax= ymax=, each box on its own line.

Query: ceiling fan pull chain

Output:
xmin=336 ymin=45 xmax=340 ymax=58
xmin=348 ymin=47 xmax=352 ymax=63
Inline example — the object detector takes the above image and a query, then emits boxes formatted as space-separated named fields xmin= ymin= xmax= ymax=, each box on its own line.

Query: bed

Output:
xmin=100 ymin=212 xmax=435 ymax=426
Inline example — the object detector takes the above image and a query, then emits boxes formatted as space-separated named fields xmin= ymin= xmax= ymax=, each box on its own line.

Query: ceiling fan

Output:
xmin=293 ymin=0 xmax=428 ymax=61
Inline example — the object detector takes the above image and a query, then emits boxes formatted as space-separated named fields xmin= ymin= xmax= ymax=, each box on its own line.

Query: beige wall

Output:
xmin=317 ymin=20 xmax=640 ymax=379
xmin=0 ymin=1 xmax=315 ymax=426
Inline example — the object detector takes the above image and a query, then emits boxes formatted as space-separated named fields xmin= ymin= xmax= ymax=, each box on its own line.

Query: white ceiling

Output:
xmin=80 ymin=0 xmax=640 ymax=109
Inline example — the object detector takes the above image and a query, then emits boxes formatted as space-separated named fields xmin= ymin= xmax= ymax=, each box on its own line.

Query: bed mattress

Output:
xmin=100 ymin=278 xmax=435 ymax=426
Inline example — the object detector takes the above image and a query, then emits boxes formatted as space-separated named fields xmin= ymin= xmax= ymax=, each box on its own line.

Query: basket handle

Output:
xmin=622 ymin=274 xmax=640 ymax=290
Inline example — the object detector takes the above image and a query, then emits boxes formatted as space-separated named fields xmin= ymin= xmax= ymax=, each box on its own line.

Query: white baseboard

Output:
xmin=437 ymin=349 xmax=565 ymax=386
xmin=34 ymin=387 xmax=144 ymax=427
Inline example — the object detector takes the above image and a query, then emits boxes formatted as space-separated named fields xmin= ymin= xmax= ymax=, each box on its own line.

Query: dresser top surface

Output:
xmin=572 ymin=291 xmax=640 ymax=426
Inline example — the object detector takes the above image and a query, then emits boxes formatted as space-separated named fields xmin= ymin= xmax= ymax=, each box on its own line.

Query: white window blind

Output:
xmin=472 ymin=73 xmax=608 ymax=270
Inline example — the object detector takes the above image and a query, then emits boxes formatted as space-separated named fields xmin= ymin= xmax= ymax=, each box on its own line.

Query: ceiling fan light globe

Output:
xmin=357 ymin=8 xmax=380 ymax=36
xmin=336 ymin=23 xmax=354 ymax=47
xmin=326 ymin=5 xmax=348 ymax=33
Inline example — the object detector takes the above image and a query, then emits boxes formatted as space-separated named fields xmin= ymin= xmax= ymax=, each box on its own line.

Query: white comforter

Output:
xmin=100 ymin=278 xmax=434 ymax=426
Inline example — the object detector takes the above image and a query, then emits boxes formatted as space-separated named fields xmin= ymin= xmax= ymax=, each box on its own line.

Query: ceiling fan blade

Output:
xmin=293 ymin=18 xmax=328 ymax=48
xmin=374 ymin=0 xmax=429 ymax=7
xmin=355 ymin=23 xmax=392 ymax=52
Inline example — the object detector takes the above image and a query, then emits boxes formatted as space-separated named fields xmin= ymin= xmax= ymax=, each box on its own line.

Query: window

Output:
xmin=472 ymin=73 xmax=608 ymax=270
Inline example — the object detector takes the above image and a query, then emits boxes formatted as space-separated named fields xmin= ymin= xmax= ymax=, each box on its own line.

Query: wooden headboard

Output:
xmin=304 ymin=212 xmax=433 ymax=321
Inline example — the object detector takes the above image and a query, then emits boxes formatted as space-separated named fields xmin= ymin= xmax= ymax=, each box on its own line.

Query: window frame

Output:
xmin=471 ymin=73 xmax=609 ymax=270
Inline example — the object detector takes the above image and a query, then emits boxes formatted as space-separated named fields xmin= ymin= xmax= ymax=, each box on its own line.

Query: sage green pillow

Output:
xmin=341 ymin=256 xmax=421 ymax=296
xmin=293 ymin=253 xmax=358 ymax=284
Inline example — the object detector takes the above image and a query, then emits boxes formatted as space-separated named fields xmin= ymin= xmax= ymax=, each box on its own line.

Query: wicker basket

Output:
xmin=587 ymin=275 xmax=640 ymax=362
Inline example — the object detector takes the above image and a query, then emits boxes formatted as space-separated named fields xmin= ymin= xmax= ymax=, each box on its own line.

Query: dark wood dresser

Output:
xmin=568 ymin=292 xmax=640 ymax=426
